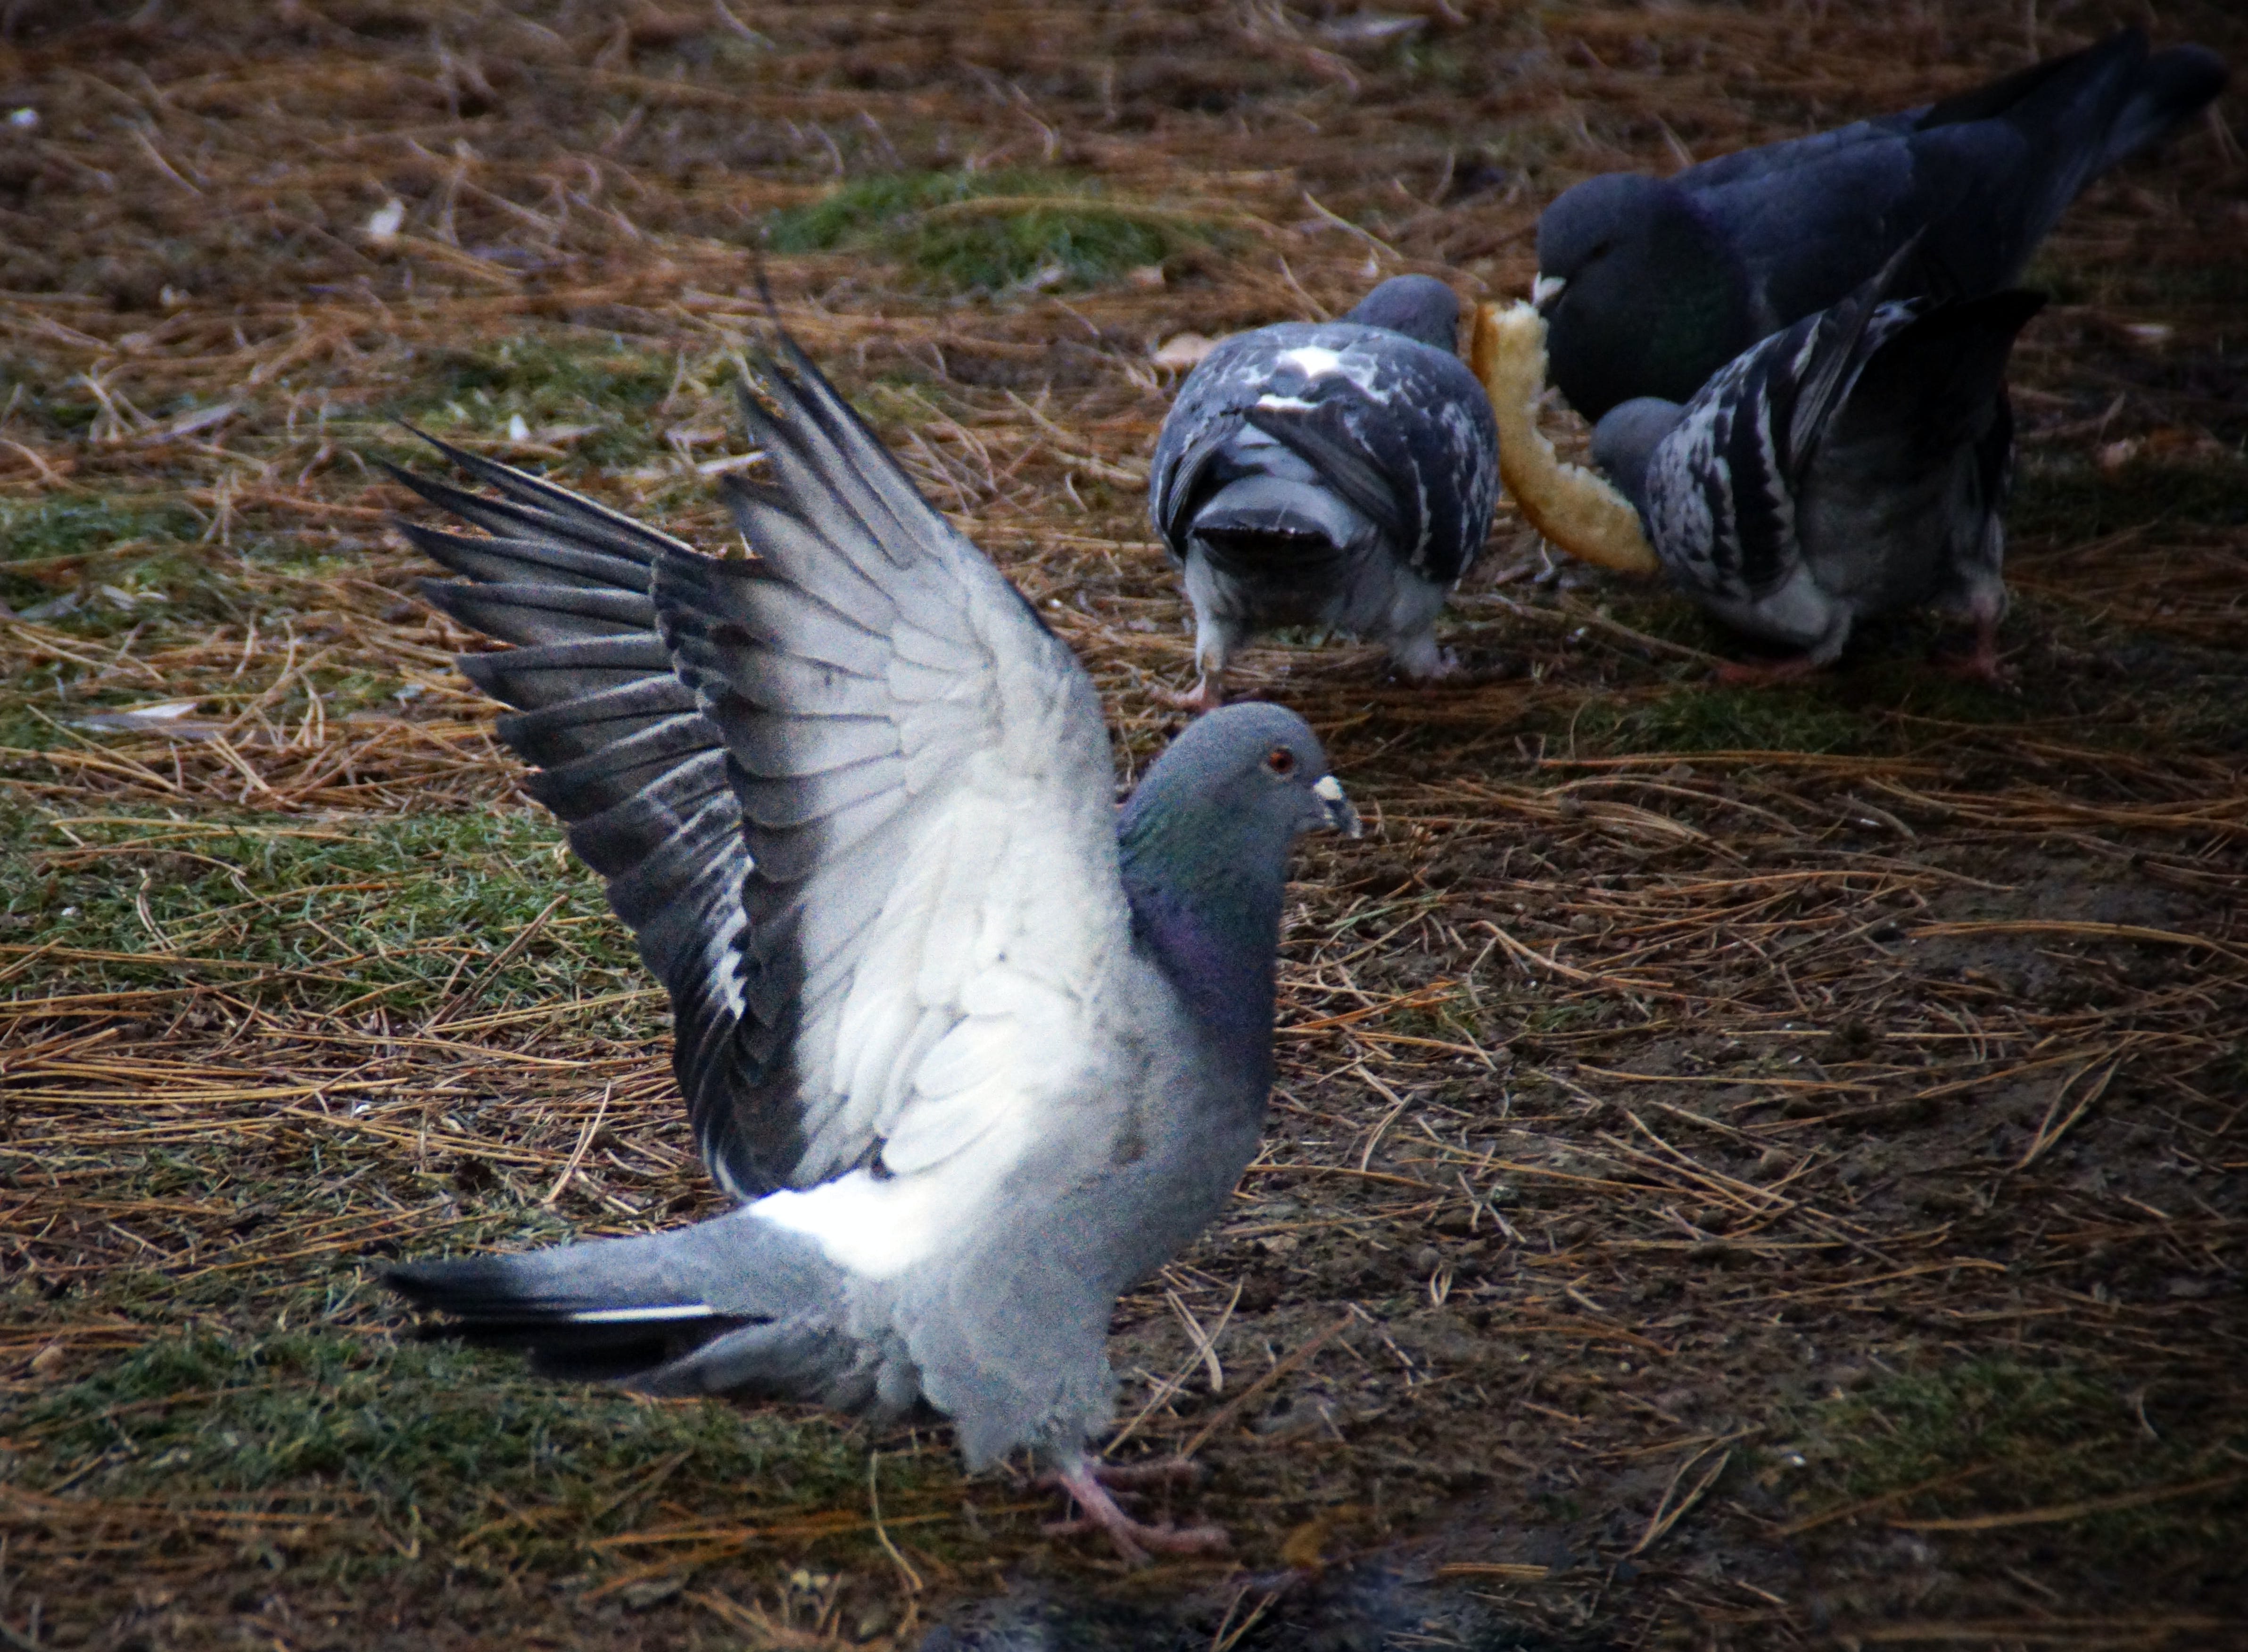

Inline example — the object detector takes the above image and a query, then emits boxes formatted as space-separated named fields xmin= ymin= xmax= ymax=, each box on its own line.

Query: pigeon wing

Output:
xmin=1147 ymin=332 xmax=1287 ymax=557
xmin=1151 ymin=324 xmax=1497 ymax=586
xmin=655 ymin=342 xmax=1132 ymax=1203
xmin=394 ymin=441 xmax=751 ymax=1127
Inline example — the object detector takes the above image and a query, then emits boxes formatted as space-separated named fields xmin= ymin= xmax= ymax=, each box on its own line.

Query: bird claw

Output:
xmin=1929 ymin=622 xmax=2015 ymax=689
xmin=1044 ymin=1460 xmax=1228 ymax=1566
xmin=1158 ymin=677 xmax=1228 ymax=713
xmin=1066 ymin=1457 xmax=1206 ymax=1491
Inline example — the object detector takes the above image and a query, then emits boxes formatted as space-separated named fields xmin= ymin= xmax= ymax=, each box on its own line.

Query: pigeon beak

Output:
xmin=1531 ymin=273 xmax=1566 ymax=314
xmin=1313 ymin=773 xmax=1361 ymax=838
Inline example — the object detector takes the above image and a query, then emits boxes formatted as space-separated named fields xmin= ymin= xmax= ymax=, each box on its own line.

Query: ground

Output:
xmin=2 ymin=2 xmax=2245 ymax=1649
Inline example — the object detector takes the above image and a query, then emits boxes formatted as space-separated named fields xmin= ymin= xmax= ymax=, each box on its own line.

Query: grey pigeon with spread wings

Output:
xmin=1148 ymin=274 xmax=1498 ymax=709
xmin=1536 ymin=26 xmax=2223 ymax=420
xmin=1590 ymin=257 xmax=2046 ymax=682
xmin=382 ymin=336 xmax=1358 ymax=1562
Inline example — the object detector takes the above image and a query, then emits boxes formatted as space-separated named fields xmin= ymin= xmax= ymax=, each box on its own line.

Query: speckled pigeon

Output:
xmin=381 ymin=336 xmax=1359 ymax=1562
xmin=1536 ymin=26 xmax=2224 ymax=419
xmin=1147 ymin=274 xmax=1499 ymax=708
xmin=1589 ymin=253 xmax=2046 ymax=681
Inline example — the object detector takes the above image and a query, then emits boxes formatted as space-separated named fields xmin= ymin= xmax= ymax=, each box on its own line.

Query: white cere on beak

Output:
xmin=1313 ymin=775 xmax=1345 ymax=803
xmin=1531 ymin=273 xmax=1566 ymax=309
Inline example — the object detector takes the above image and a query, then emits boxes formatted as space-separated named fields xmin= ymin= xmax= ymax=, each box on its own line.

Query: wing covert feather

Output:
xmin=653 ymin=346 xmax=1134 ymax=1203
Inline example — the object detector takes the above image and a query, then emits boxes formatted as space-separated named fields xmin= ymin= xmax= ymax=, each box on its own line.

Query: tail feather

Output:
xmin=1842 ymin=289 xmax=2047 ymax=458
xmin=385 ymin=1210 xmax=876 ymax=1397
xmin=2102 ymin=45 xmax=2229 ymax=173
xmin=1191 ymin=472 xmax=1370 ymax=569
xmin=1915 ymin=26 xmax=2144 ymax=133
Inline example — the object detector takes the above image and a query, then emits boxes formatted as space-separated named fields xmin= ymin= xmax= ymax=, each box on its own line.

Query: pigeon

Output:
xmin=1588 ymin=251 xmax=2047 ymax=681
xmin=1536 ymin=26 xmax=2225 ymax=420
xmin=1147 ymin=274 xmax=1499 ymax=708
xmin=381 ymin=335 xmax=1359 ymax=1563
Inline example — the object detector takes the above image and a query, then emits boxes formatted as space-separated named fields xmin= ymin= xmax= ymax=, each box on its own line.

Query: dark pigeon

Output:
xmin=1589 ymin=254 xmax=2047 ymax=681
xmin=1148 ymin=274 xmax=1499 ymax=707
xmin=1537 ymin=27 xmax=2224 ymax=419
xmin=382 ymin=335 xmax=1359 ymax=1563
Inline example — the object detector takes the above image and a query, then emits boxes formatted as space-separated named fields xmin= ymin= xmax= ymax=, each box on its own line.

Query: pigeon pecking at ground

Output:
xmin=1588 ymin=250 xmax=2047 ymax=684
xmin=1535 ymin=26 xmax=2225 ymax=421
xmin=380 ymin=332 xmax=1360 ymax=1563
xmin=1147 ymin=273 xmax=1498 ymax=709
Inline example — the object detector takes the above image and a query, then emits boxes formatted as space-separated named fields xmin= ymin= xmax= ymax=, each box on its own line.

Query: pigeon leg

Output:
xmin=1713 ymin=653 xmax=1824 ymax=687
xmin=1042 ymin=1460 xmax=1229 ymax=1565
xmin=1388 ymin=629 xmax=1460 ymax=685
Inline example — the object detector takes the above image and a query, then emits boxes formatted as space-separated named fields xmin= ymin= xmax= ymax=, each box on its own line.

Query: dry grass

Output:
xmin=2 ymin=1 xmax=2246 ymax=1648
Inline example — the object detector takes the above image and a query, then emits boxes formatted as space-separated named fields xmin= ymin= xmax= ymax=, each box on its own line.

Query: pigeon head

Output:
xmin=1341 ymin=274 xmax=1463 ymax=353
xmin=1589 ymin=396 xmax=1688 ymax=519
xmin=1123 ymin=702 xmax=1358 ymax=859
xmin=1536 ymin=174 xmax=1756 ymax=417
xmin=1118 ymin=703 xmax=1355 ymax=1040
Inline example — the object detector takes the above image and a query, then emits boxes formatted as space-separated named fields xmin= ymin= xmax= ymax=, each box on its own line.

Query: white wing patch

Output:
xmin=752 ymin=1169 xmax=962 ymax=1279
xmin=1275 ymin=344 xmax=1346 ymax=379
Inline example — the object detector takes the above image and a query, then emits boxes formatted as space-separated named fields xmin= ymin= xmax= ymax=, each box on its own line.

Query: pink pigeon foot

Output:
xmin=1042 ymin=1460 xmax=1229 ymax=1565
xmin=1930 ymin=618 xmax=2013 ymax=688
xmin=1158 ymin=675 xmax=1228 ymax=712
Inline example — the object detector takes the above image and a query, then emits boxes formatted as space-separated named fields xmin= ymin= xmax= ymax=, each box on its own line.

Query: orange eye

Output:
xmin=1265 ymin=746 xmax=1296 ymax=776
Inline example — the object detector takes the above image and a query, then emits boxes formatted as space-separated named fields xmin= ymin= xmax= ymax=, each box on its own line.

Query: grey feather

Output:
xmin=1593 ymin=260 xmax=2046 ymax=668
xmin=1149 ymin=274 xmax=1498 ymax=700
xmin=383 ymin=333 xmax=1357 ymax=1526
xmin=1537 ymin=27 xmax=2224 ymax=419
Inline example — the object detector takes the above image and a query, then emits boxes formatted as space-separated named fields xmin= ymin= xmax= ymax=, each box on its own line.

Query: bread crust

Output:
xmin=1470 ymin=300 xmax=1660 ymax=575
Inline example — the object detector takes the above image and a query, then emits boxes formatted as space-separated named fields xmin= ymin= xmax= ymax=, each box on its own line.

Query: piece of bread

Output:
xmin=1470 ymin=300 xmax=1659 ymax=575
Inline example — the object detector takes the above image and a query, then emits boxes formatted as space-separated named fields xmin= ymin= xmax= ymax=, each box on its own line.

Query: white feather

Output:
xmin=1274 ymin=344 xmax=1346 ymax=379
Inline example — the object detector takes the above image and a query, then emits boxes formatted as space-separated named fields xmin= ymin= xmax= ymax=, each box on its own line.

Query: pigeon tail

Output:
xmin=1536 ymin=26 xmax=2226 ymax=420
xmin=393 ymin=436 xmax=752 ymax=1189
xmin=1835 ymin=289 xmax=2048 ymax=460
xmin=1916 ymin=29 xmax=2153 ymax=299
xmin=2100 ymin=43 xmax=2229 ymax=173
xmin=386 ymin=1206 xmax=913 ymax=1411
xmin=1189 ymin=472 xmax=1374 ymax=584
xmin=1147 ymin=292 xmax=1500 ymax=696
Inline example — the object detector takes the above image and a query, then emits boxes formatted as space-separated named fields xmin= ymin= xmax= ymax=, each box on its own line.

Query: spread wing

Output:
xmin=392 ymin=444 xmax=752 ymax=1138
xmin=660 ymin=343 xmax=1131 ymax=1200
xmin=397 ymin=338 xmax=1132 ymax=1206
